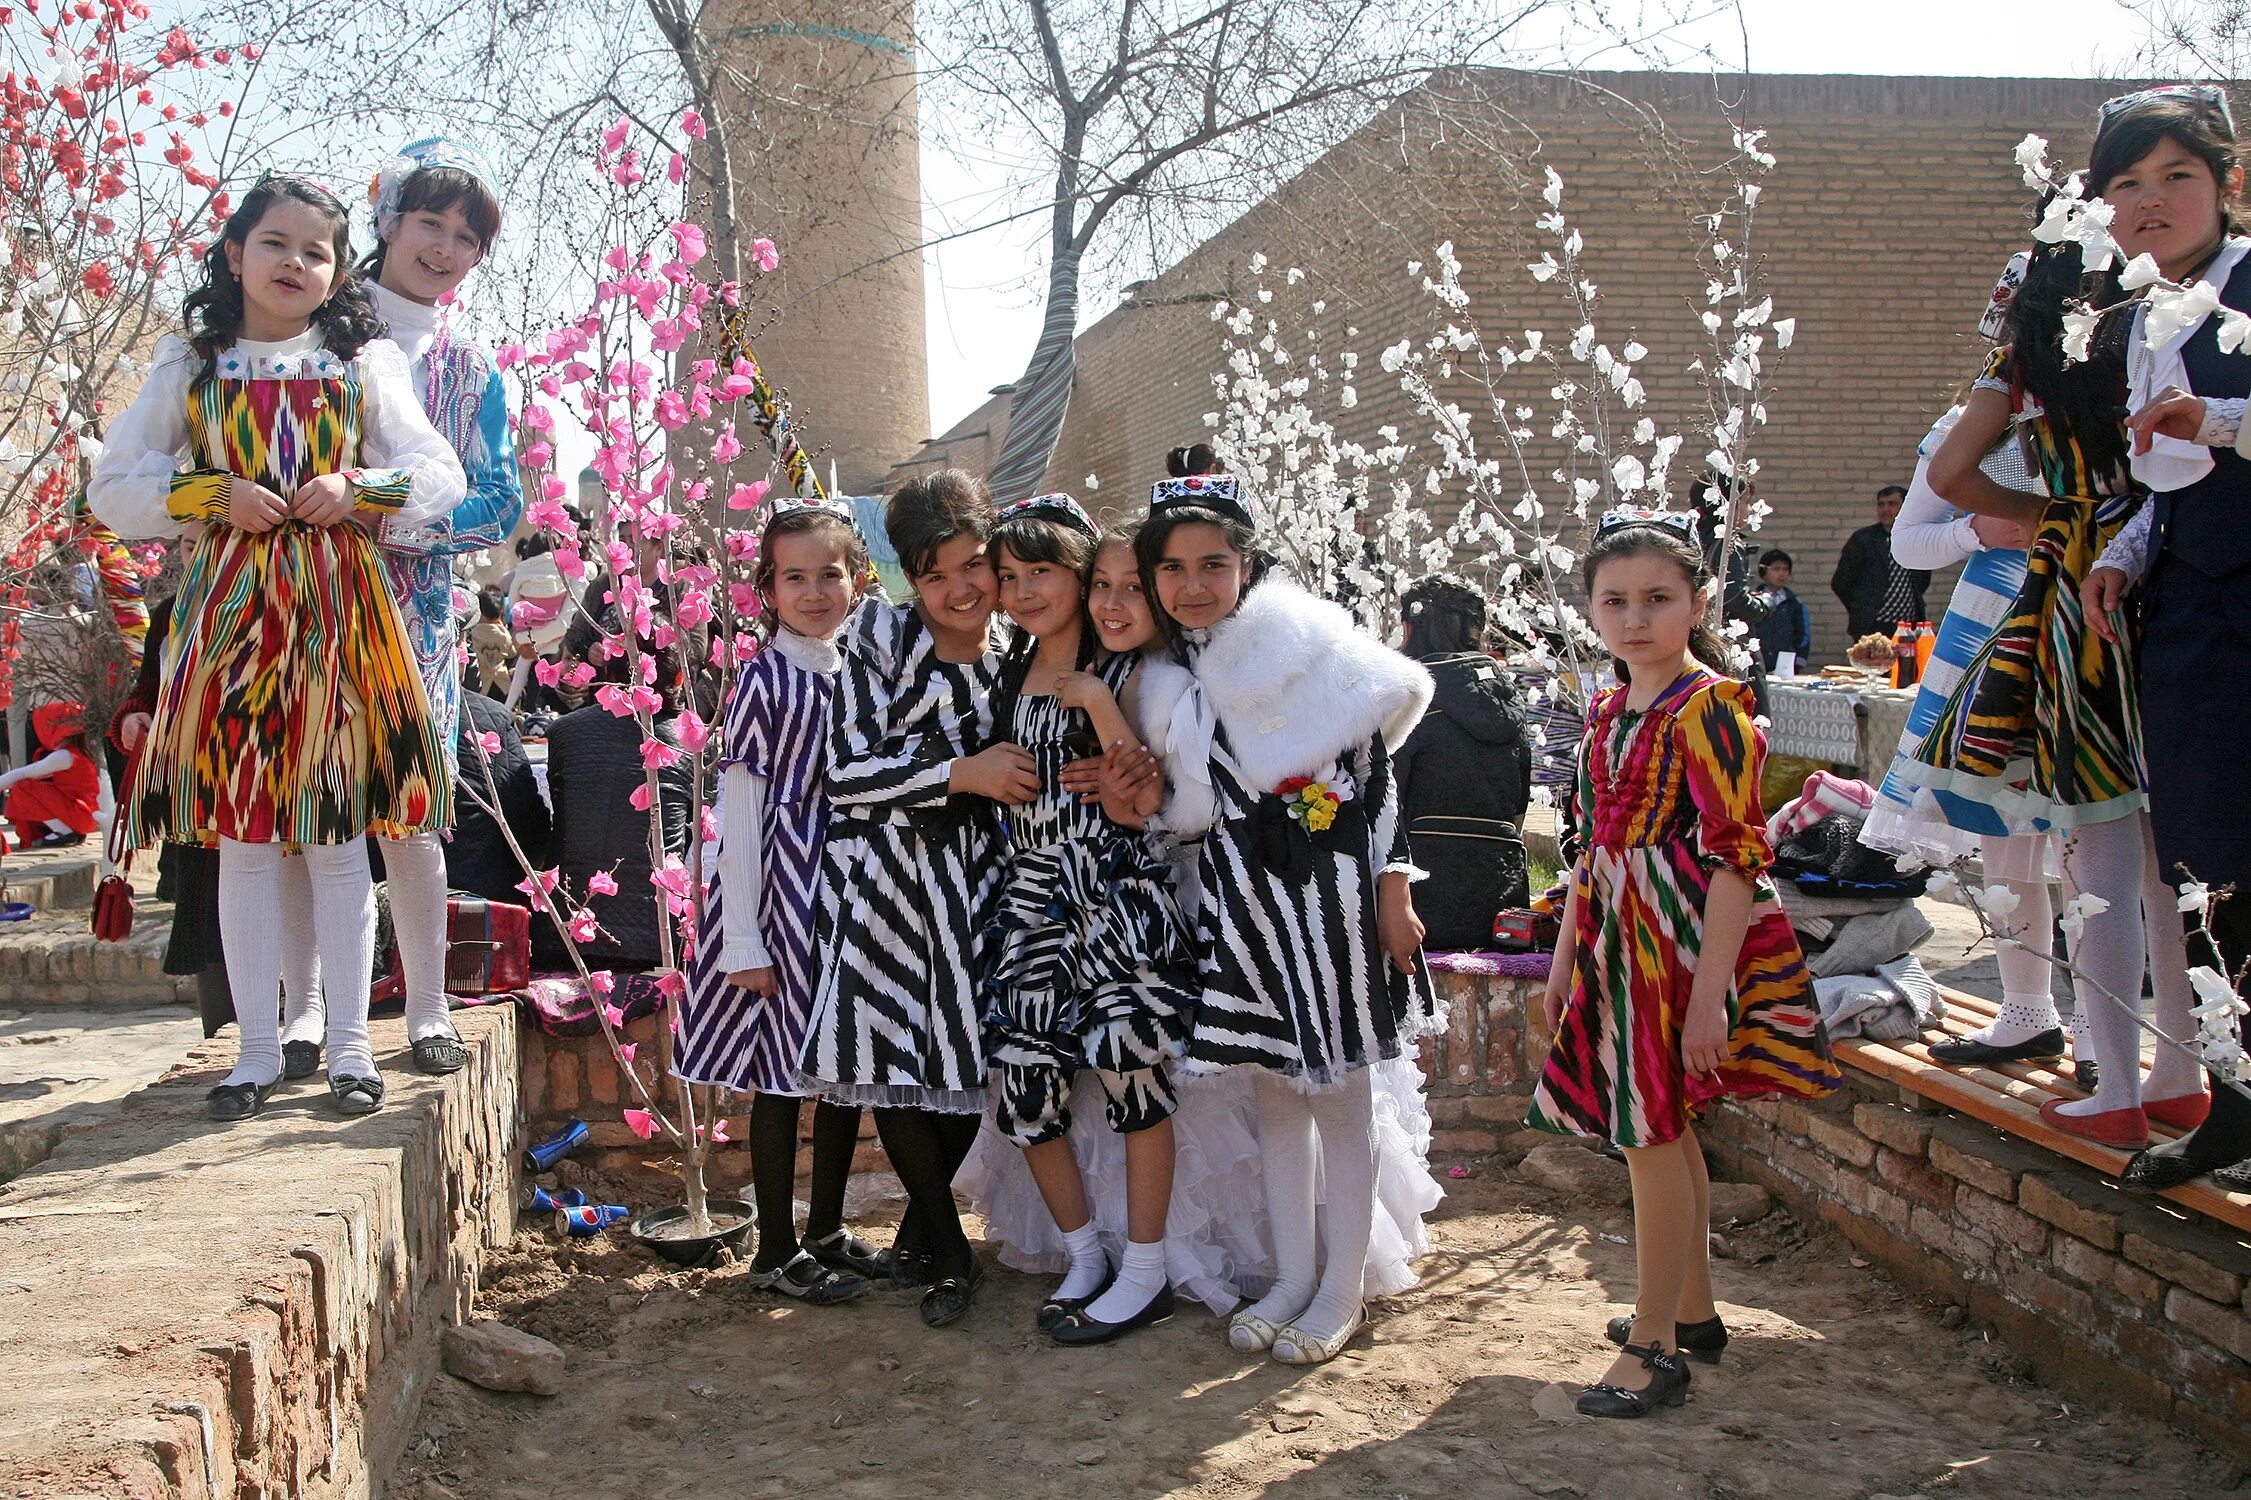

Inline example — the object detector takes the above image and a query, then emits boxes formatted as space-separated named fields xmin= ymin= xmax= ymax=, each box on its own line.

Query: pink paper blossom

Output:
xmin=570 ymin=909 xmax=599 ymax=943
xmin=751 ymin=237 xmax=779 ymax=273
xmin=726 ymin=479 xmax=771 ymax=511
xmin=680 ymin=107 xmax=707 ymax=140
xmin=601 ymin=1001 xmax=626 ymax=1029
xmin=641 ymin=738 xmax=684 ymax=771
xmin=677 ymin=710 xmax=711 ymax=753
xmin=618 ymin=1042 xmax=639 ymax=1065
xmin=534 ymin=658 xmax=564 ymax=688
xmin=589 ymin=870 xmax=620 ymax=897
xmin=709 ymin=1117 xmax=731 ymax=1144
xmin=668 ymin=221 xmax=707 ymax=266
xmin=630 ymin=782 xmax=653 ymax=812
xmin=474 ymin=731 xmax=502 ymax=758
xmin=589 ymin=970 xmax=615 ymax=996
xmin=622 ymin=1108 xmax=659 ymax=1141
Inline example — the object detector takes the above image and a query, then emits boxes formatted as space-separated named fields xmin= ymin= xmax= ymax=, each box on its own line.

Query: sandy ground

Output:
xmin=393 ymin=1150 xmax=2238 ymax=1500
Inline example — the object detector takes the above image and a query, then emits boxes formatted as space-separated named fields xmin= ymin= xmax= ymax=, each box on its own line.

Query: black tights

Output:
xmin=748 ymin=1094 xmax=864 ymax=1270
xmin=874 ymin=1107 xmax=980 ymax=1279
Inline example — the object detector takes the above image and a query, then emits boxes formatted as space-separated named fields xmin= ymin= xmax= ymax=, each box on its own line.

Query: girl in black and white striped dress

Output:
xmin=1137 ymin=474 xmax=1441 ymax=1366
xmin=979 ymin=494 xmax=1197 ymax=1345
xmin=798 ymin=470 xmax=1026 ymax=1328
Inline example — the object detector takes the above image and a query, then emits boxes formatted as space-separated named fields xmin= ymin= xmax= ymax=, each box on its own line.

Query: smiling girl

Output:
xmin=798 ymin=469 xmax=1024 ymax=1328
xmin=1529 ymin=512 xmax=1839 ymax=1419
xmin=88 ymin=176 xmax=464 ymax=1120
xmin=675 ymin=498 xmax=883 ymax=1303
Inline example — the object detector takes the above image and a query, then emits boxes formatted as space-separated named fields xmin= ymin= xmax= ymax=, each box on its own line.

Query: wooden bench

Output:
xmin=1835 ymin=985 xmax=2251 ymax=1236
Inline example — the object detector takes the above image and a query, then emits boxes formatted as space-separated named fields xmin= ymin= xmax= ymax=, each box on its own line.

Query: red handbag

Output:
xmin=91 ymin=757 xmax=138 ymax=942
xmin=376 ymin=896 xmax=532 ymax=999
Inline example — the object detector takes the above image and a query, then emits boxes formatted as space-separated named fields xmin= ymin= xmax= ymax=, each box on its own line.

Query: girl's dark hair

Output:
xmin=516 ymin=531 xmax=552 ymax=560
xmin=181 ymin=177 xmax=384 ymax=384
xmin=2006 ymin=232 xmax=2131 ymax=483
xmin=1167 ymin=442 xmax=1220 ymax=477
xmin=751 ymin=508 xmax=870 ymax=636
xmin=477 ymin=586 xmax=504 ymax=621
xmin=1579 ymin=525 xmax=1733 ymax=682
xmin=2090 ymin=94 xmax=2242 ymax=238
xmin=885 ymin=468 xmax=992 ymax=578
xmin=1400 ymin=574 xmax=1490 ymax=655
xmin=1133 ymin=504 xmax=1273 ymax=657
xmin=360 ymin=166 xmax=504 ymax=278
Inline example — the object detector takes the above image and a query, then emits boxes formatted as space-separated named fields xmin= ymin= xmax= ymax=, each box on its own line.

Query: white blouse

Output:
xmin=86 ymin=330 xmax=465 ymax=541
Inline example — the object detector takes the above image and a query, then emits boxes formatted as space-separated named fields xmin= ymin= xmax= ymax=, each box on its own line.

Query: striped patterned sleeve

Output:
xmin=827 ymin=643 xmax=952 ymax=811
xmin=1361 ymin=734 xmax=1419 ymax=877
xmin=1678 ymin=679 xmax=1774 ymax=878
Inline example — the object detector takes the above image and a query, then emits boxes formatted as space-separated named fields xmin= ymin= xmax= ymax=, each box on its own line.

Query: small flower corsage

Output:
xmin=1274 ymin=769 xmax=1356 ymax=834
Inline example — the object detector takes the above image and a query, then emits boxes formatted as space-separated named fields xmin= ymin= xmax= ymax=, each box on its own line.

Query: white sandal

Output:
xmin=1270 ymin=1304 xmax=1366 ymax=1366
xmin=1227 ymin=1308 xmax=1283 ymax=1353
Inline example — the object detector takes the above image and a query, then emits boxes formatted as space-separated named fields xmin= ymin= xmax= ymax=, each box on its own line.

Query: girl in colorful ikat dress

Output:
xmin=1528 ymin=511 xmax=1840 ymax=1419
xmin=0 ymin=703 xmax=100 ymax=849
xmin=798 ymin=469 xmax=1028 ymax=1329
xmin=1137 ymin=474 xmax=1441 ymax=1368
xmin=674 ymin=498 xmax=888 ymax=1304
xmin=279 ymin=137 xmax=523 ymax=1080
xmin=975 ymin=494 xmax=1197 ymax=1345
xmin=87 ymin=176 xmax=465 ymax=1121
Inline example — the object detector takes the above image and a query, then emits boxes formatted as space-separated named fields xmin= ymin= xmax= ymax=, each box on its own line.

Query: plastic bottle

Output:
xmin=1892 ymin=621 xmax=1919 ymax=689
xmin=1914 ymin=620 xmax=1936 ymax=679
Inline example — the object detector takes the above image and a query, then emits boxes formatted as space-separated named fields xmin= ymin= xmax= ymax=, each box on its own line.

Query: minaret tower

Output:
xmin=705 ymin=3 xmax=930 ymax=495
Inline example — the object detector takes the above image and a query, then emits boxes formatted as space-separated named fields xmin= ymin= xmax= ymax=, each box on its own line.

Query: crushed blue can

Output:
xmin=524 ymin=1119 xmax=590 ymax=1173
xmin=525 ymin=1185 xmax=589 ymax=1214
xmin=555 ymin=1203 xmax=632 ymax=1237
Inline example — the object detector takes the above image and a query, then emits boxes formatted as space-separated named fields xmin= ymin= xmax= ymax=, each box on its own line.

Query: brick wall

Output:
xmin=901 ymin=71 xmax=2146 ymax=657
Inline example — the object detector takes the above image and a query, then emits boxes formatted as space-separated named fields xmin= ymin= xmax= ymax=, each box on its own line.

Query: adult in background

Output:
xmin=447 ymin=689 xmax=552 ymax=906
xmin=1830 ymin=485 xmax=1929 ymax=643
xmin=1392 ymin=575 xmax=1532 ymax=946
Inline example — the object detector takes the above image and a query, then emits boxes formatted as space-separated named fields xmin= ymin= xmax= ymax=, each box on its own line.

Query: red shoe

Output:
xmin=2039 ymin=1097 xmax=2151 ymax=1150
xmin=2145 ymin=1093 xmax=2213 ymax=1133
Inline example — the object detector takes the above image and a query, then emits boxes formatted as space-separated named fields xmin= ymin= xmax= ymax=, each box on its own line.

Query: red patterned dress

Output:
xmin=1529 ymin=669 xmax=1840 ymax=1147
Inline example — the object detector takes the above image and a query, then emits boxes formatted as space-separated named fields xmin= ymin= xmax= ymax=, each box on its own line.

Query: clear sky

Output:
xmin=918 ymin=0 xmax=2157 ymax=435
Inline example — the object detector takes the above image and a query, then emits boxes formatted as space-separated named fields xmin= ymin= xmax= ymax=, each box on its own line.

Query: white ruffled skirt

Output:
xmin=956 ymin=1056 xmax=1444 ymax=1316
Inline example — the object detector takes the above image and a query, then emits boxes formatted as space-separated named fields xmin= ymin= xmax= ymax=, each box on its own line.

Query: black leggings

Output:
xmin=873 ymin=1107 xmax=980 ymax=1279
xmin=747 ymin=1094 xmax=863 ymax=1269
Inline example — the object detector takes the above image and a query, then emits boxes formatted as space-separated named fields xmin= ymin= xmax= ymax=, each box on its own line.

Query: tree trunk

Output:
xmin=987 ymin=249 xmax=1083 ymax=503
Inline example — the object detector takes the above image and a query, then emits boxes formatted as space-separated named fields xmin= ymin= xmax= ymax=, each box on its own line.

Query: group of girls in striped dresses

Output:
xmin=1869 ymin=86 xmax=2247 ymax=1184
xmin=677 ymin=461 xmax=1449 ymax=1356
xmin=90 ymin=139 xmax=522 ymax=1121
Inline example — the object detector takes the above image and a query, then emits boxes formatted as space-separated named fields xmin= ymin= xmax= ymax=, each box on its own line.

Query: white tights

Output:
xmin=1238 ymin=1068 xmax=1376 ymax=1344
xmin=2055 ymin=814 xmax=2201 ymax=1115
xmin=1961 ymin=834 xmax=2063 ymax=1047
xmin=219 ymin=838 xmax=377 ymax=1087
xmin=278 ymin=832 xmax=454 ymax=1048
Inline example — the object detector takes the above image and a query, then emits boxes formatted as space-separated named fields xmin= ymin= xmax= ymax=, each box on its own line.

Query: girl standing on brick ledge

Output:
xmin=1529 ymin=512 xmax=1840 ymax=1419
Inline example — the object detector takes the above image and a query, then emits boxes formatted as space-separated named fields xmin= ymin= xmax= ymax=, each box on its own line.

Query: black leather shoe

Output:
xmin=805 ymin=1228 xmax=890 ymax=1281
xmin=282 ymin=1041 xmax=321 ymax=1081
xmin=1037 ymin=1262 xmax=1114 ymax=1333
xmin=2121 ymin=1137 xmax=2244 ymax=1193
xmin=918 ymin=1260 xmax=985 ymax=1328
xmin=2074 ymin=1057 xmax=2099 ymax=1091
xmin=411 ymin=1034 xmax=469 ymax=1075
xmin=1606 ymin=1312 xmax=1728 ymax=1364
xmin=889 ymin=1247 xmax=934 ymax=1289
xmin=1050 ymin=1282 xmax=1175 ymax=1346
xmin=1929 ymin=1028 xmax=2064 ymax=1066
xmin=206 ymin=1079 xmax=276 ymax=1121
xmin=1576 ymin=1342 xmax=1692 ymax=1418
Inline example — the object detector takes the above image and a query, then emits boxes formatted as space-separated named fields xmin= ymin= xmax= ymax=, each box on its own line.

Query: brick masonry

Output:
xmin=899 ymin=70 xmax=2153 ymax=658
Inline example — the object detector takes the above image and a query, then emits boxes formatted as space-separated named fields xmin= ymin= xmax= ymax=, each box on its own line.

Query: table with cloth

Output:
xmin=1765 ymin=678 xmax=1918 ymax=777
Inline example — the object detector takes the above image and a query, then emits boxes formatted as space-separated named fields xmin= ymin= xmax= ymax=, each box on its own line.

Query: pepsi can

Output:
xmin=555 ymin=1203 xmax=631 ymax=1237
xmin=525 ymin=1185 xmax=589 ymax=1214
xmin=524 ymin=1119 xmax=590 ymax=1173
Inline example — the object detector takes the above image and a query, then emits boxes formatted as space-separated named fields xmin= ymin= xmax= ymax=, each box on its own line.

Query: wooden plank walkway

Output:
xmin=1833 ymin=986 xmax=2251 ymax=1236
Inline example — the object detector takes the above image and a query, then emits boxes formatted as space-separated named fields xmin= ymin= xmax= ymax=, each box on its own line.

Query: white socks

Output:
xmin=1962 ymin=835 xmax=2062 ymax=1048
xmin=1083 ymin=1236 xmax=1166 ymax=1324
xmin=1236 ymin=1069 xmax=1319 ymax=1333
xmin=1054 ymin=1220 xmax=1108 ymax=1303
xmin=278 ymin=854 xmax=324 ymax=1049
xmin=2054 ymin=815 xmax=2201 ymax=1115
xmin=382 ymin=831 xmax=455 ymax=1043
xmin=217 ymin=839 xmax=285 ymax=1089
xmin=1293 ymin=1071 xmax=1376 ymax=1343
xmin=301 ymin=839 xmax=379 ymax=1080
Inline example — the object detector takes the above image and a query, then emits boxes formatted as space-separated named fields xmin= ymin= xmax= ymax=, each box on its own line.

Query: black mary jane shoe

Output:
xmin=1036 ymin=1262 xmax=1116 ymax=1334
xmin=890 ymin=1246 xmax=935 ymax=1289
xmin=410 ymin=1033 xmax=470 ymax=1076
xmin=918 ymin=1260 xmax=986 ymax=1328
xmin=329 ymin=1074 xmax=385 ymax=1117
xmin=282 ymin=1041 xmax=322 ymax=1081
xmin=1575 ymin=1342 xmax=1692 ymax=1419
xmin=1605 ymin=1312 xmax=1729 ymax=1364
xmin=2121 ymin=1138 xmax=2243 ymax=1194
xmin=206 ymin=1079 xmax=277 ymax=1121
xmin=2073 ymin=1057 xmax=2100 ymax=1091
xmin=1929 ymin=1028 xmax=2064 ymax=1066
xmin=805 ymin=1228 xmax=891 ymax=1281
xmin=746 ymin=1250 xmax=867 ymax=1305
xmin=1050 ymin=1281 xmax=1174 ymax=1347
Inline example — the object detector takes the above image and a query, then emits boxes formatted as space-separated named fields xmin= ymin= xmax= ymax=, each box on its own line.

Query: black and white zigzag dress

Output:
xmin=675 ymin=638 xmax=832 ymax=1095
xmin=1184 ymin=722 xmax=1439 ymax=1086
xmin=799 ymin=599 xmax=1004 ymax=1114
xmin=980 ymin=653 xmax=1198 ymax=1082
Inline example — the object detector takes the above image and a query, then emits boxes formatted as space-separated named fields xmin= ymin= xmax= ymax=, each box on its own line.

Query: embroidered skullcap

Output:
xmin=1148 ymin=472 xmax=1259 ymax=532
xmin=994 ymin=491 xmax=1101 ymax=538
xmin=370 ymin=136 xmax=499 ymax=237
xmin=1593 ymin=506 xmax=1702 ymax=550
xmin=1979 ymin=251 xmax=2031 ymax=341
xmin=764 ymin=494 xmax=861 ymax=532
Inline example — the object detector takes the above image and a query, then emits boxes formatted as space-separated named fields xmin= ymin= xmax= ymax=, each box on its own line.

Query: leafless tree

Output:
xmin=2130 ymin=0 xmax=2251 ymax=79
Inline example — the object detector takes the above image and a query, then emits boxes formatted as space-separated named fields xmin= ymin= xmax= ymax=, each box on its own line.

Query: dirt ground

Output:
xmin=392 ymin=1149 xmax=2239 ymax=1500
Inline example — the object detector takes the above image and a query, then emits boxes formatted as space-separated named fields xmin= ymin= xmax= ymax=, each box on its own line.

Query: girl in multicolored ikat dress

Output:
xmin=1528 ymin=511 xmax=1839 ymax=1419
